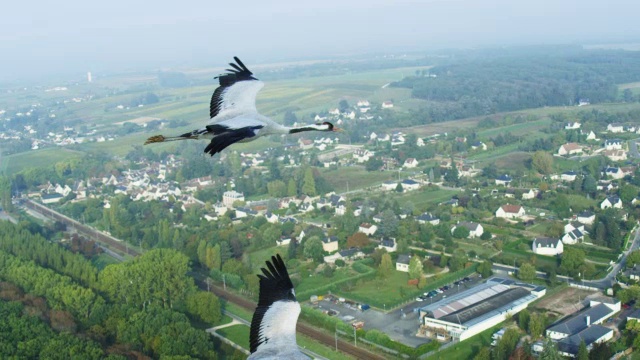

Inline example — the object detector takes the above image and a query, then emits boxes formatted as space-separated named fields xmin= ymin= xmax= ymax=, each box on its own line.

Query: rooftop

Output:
xmin=547 ymin=303 xmax=613 ymax=336
xmin=557 ymin=325 xmax=612 ymax=355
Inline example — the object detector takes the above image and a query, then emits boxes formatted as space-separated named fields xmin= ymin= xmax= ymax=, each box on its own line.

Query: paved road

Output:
xmin=629 ymin=137 xmax=640 ymax=159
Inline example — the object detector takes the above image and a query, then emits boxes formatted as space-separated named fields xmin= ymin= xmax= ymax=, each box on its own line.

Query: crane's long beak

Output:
xmin=333 ymin=127 xmax=344 ymax=132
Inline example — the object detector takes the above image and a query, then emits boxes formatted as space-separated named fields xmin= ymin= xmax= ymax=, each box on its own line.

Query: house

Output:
xmin=521 ymin=189 xmax=538 ymax=200
xmin=470 ymin=141 xmax=487 ymax=150
xmin=561 ymin=171 xmax=578 ymax=182
xmin=322 ymin=236 xmax=339 ymax=253
xmin=496 ymin=204 xmax=526 ymax=219
xmin=416 ymin=213 xmax=440 ymax=225
xmin=276 ymin=236 xmax=292 ymax=247
xmin=358 ymin=223 xmax=378 ymax=236
xmin=607 ymin=123 xmax=624 ymax=133
xmin=562 ymin=229 xmax=584 ymax=245
xmin=381 ymin=180 xmax=398 ymax=191
xmin=558 ymin=143 xmax=583 ymax=156
xmin=604 ymin=149 xmax=627 ymax=161
xmin=223 ymin=190 xmax=244 ymax=208
xmin=532 ymin=237 xmax=564 ymax=255
xmin=403 ymin=158 xmax=419 ymax=168
xmin=378 ymin=237 xmax=397 ymax=252
xmin=298 ymin=138 xmax=314 ymax=150
xmin=396 ymin=254 xmax=411 ymax=272
xmin=596 ymin=180 xmax=616 ymax=192
xmin=416 ymin=138 xmax=425 ymax=147
xmin=41 ymin=193 xmax=64 ymax=204
xmin=601 ymin=196 xmax=622 ymax=209
xmin=564 ymin=221 xmax=585 ymax=234
xmin=495 ymin=174 xmax=512 ymax=186
xmin=585 ymin=130 xmax=598 ymax=141
xmin=577 ymin=211 xmax=596 ymax=225
xmin=401 ymin=179 xmax=420 ymax=191
xmin=451 ymin=221 xmax=484 ymax=238
xmin=604 ymin=139 xmax=623 ymax=150
xmin=603 ymin=167 xmax=625 ymax=180
xmin=357 ymin=100 xmax=370 ymax=107
xmin=338 ymin=248 xmax=364 ymax=261
xmin=353 ymin=149 xmax=374 ymax=163
xmin=565 ymin=122 xmax=581 ymax=130
xmin=382 ymin=101 xmax=394 ymax=108
xmin=578 ymin=98 xmax=590 ymax=106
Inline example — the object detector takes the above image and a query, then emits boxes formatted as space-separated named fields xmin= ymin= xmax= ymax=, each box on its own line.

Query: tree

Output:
xmin=627 ymin=250 xmax=640 ymax=268
xmin=378 ymin=210 xmax=399 ymax=237
xmin=301 ymin=168 xmax=317 ymax=196
xmin=539 ymin=338 xmax=561 ymax=360
xmin=551 ymin=194 xmax=571 ymax=219
xmin=480 ymin=231 xmax=492 ymax=240
xmin=303 ymin=236 xmax=324 ymax=263
xmin=529 ymin=313 xmax=546 ymax=338
xmin=478 ymin=260 xmax=493 ymax=278
xmin=448 ymin=250 xmax=468 ymax=272
xmin=283 ymin=110 xmax=298 ymax=126
xmin=347 ymin=232 xmax=370 ymax=248
xmin=560 ymin=247 xmax=586 ymax=278
xmin=395 ymin=183 xmax=403 ymax=193
xmin=186 ymin=291 xmax=222 ymax=324
xmin=267 ymin=180 xmax=287 ymax=198
xmin=518 ymin=309 xmax=531 ymax=331
xmin=518 ymin=263 xmax=537 ymax=282
xmin=408 ymin=255 xmax=423 ymax=281
xmin=577 ymin=340 xmax=589 ymax=360
xmin=205 ymin=244 xmax=221 ymax=270
xmin=444 ymin=167 xmax=459 ymax=184
xmin=452 ymin=226 xmax=470 ymax=239
xmin=365 ymin=158 xmax=383 ymax=172
xmin=532 ymin=151 xmax=554 ymax=174
xmin=378 ymin=253 xmax=393 ymax=278
xmin=619 ymin=184 xmax=638 ymax=204
xmin=492 ymin=328 xmax=519 ymax=360
xmin=287 ymin=178 xmax=297 ymax=197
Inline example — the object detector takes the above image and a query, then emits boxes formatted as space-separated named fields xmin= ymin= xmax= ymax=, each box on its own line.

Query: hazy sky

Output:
xmin=2 ymin=0 xmax=639 ymax=82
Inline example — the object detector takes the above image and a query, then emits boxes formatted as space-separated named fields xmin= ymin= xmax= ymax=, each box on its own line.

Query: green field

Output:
xmin=427 ymin=324 xmax=507 ymax=359
xmin=1 ymin=147 xmax=85 ymax=175
xmin=319 ymin=167 xmax=396 ymax=193
xmin=216 ymin=324 xmax=250 ymax=350
xmin=477 ymin=118 xmax=552 ymax=138
xmin=396 ymin=187 xmax=460 ymax=209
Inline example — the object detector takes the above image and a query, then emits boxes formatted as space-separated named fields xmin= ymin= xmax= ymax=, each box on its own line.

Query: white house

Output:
xmin=451 ymin=221 xmax=484 ymax=238
xmin=603 ymin=167 xmax=625 ymax=180
xmin=416 ymin=213 xmax=440 ymax=225
xmin=223 ymin=190 xmax=245 ymax=208
xmin=276 ymin=236 xmax=292 ymax=246
xmin=382 ymin=101 xmax=394 ymax=108
xmin=561 ymin=171 xmax=578 ymax=182
xmin=495 ymin=174 xmax=513 ymax=186
xmin=521 ymin=189 xmax=539 ymax=200
xmin=601 ymin=196 xmax=622 ymax=209
xmin=585 ymin=130 xmax=598 ymax=141
xmin=565 ymin=122 xmax=581 ymax=130
xmin=396 ymin=254 xmax=411 ymax=272
xmin=416 ymin=138 xmax=425 ymax=147
xmin=577 ymin=211 xmax=596 ymax=225
xmin=558 ymin=143 xmax=583 ymax=156
xmin=496 ymin=204 xmax=526 ymax=219
xmin=604 ymin=139 xmax=623 ymax=150
xmin=353 ymin=149 xmax=374 ymax=163
xmin=403 ymin=158 xmax=419 ymax=168
xmin=470 ymin=141 xmax=487 ymax=151
xmin=381 ymin=180 xmax=399 ymax=191
xmin=41 ymin=193 xmax=64 ymax=204
xmin=607 ymin=123 xmax=625 ymax=133
xmin=532 ymin=237 xmax=564 ymax=255
xmin=322 ymin=236 xmax=339 ymax=253
xmin=562 ymin=229 xmax=584 ymax=245
xmin=401 ymin=179 xmax=420 ymax=191
xmin=378 ymin=237 xmax=397 ymax=252
xmin=358 ymin=223 xmax=378 ymax=236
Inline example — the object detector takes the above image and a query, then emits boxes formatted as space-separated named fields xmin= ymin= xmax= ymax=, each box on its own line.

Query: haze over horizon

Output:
xmin=2 ymin=0 xmax=640 ymax=82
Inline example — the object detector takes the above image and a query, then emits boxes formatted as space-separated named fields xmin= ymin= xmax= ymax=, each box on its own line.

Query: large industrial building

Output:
xmin=419 ymin=278 xmax=546 ymax=341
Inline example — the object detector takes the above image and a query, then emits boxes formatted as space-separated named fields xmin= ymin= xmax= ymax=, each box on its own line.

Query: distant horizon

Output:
xmin=3 ymin=39 xmax=640 ymax=86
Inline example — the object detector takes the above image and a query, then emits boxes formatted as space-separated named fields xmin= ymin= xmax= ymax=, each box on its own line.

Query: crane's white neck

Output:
xmin=288 ymin=124 xmax=331 ymax=134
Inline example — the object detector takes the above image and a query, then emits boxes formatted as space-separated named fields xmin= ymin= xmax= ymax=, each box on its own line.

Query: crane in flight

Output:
xmin=248 ymin=254 xmax=307 ymax=359
xmin=145 ymin=57 xmax=341 ymax=156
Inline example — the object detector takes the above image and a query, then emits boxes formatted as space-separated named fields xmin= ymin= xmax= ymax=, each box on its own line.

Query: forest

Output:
xmin=392 ymin=47 xmax=640 ymax=123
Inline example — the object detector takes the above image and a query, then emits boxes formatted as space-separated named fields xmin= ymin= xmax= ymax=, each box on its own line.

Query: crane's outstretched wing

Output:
xmin=249 ymin=254 xmax=300 ymax=355
xmin=209 ymin=57 xmax=265 ymax=121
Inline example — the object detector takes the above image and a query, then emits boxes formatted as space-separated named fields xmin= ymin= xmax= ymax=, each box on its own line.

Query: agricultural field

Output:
xmin=319 ymin=167 xmax=396 ymax=193
xmin=216 ymin=324 xmax=250 ymax=350
xmin=1 ymin=147 xmax=85 ymax=174
xmin=395 ymin=187 xmax=460 ymax=209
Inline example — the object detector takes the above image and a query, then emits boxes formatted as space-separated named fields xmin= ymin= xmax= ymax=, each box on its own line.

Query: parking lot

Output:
xmin=312 ymin=274 xmax=482 ymax=347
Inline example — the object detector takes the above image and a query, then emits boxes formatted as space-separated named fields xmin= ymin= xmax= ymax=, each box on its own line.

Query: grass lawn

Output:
xmin=427 ymin=324 xmax=507 ymax=359
xmin=477 ymin=118 xmax=552 ymax=138
xmin=296 ymin=267 xmax=361 ymax=296
xmin=395 ymin=187 xmax=460 ymax=209
xmin=318 ymin=167 xmax=395 ymax=193
xmin=297 ymin=335 xmax=355 ymax=360
xmin=335 ymin=270 xmax=419 ymax=308
xmin=91 ymin=253 xmax=120 ymax=270
xmin=566 ymin=195 xmax=598 ymax=212
xmin=247 ymin=246 xmax=289 ymax=273
xmin=216 ymin=324 xmax=250 ymax=350
xmin=222 ymin=301 xmax=254 ymax=322
xmin=469 ymin=143 xmax=520 ymax=162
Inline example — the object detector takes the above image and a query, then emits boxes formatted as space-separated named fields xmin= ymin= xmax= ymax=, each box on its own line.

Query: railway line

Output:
xmin=209 ymin=283 xmax=386 ymax=360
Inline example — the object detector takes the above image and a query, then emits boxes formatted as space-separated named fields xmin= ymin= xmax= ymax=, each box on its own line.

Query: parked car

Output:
xmin=416 ymin=297 xmax=423 ymax=302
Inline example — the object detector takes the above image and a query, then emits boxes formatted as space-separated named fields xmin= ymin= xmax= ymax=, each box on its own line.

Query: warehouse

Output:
xmin=419 ymin=278 xmax=545 ymax=341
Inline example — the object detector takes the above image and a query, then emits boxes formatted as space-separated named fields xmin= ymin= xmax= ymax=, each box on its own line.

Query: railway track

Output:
xmin=209 ymin=284 xmax=386 ymax=360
